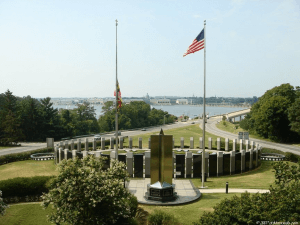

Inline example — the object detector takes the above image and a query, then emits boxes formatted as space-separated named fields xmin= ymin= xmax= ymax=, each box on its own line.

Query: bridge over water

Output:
xmin=226 ymin=108 xmax=251 ymax=122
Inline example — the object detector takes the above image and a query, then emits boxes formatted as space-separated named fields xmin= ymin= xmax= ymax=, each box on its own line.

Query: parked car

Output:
xmin=94 ymin=135 xmax=101 ymax=140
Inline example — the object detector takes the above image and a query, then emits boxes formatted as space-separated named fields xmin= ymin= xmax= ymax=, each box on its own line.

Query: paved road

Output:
xmin=0 ymin=121 xmax=195 ymax=156
xmin=201 ymin=116 xmax=300 ymax=155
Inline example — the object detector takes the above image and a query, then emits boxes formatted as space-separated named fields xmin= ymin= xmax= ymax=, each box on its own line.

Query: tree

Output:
xmin=42 ymin=156 xmax=138 ymax=225
xmin=194 ymin=161 xmax=300 ymax=224
xmin=247 ymin=84 xmax=299 ymax=142
xmin=0 ymin=90 xmax=23 ymax=145
xmin=288 ymin=98 xmax=300 ymax=135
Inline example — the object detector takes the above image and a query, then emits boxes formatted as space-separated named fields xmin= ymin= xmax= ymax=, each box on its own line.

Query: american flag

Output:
xmin=183 ymin=29 xmax=204 ymax=57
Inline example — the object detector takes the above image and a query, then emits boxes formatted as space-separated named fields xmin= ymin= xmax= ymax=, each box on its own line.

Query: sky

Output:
xmin=0 ymin=0 xmax=299 ymax=98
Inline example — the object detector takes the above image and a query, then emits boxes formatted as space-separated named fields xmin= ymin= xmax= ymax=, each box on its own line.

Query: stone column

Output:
xmin=249 ymin=149 xmax=253 ymax=170
xmin=180 ymin=137 xmax=184 ymax=149
xmin=93 ymin=138 xmax=97 ymax=151
xmin=59 ymin=147 xmax=63 ymax=163
xmin=230 ymin=151 xmax=236 ymax=175
xmin=190 ymin=137 xmax=194 ymax=149
xmin=59 ymin=141 xmax=63 ymax=148
xmin=82 ymin=151 xmax=88 ymax=158
xmin=64 ymin=141 xmax=69 ymax=150
xmin=251 ymin=141 xmax=254 ymax=150
xmin=245 ymin=140 xmax=249 ymax=151
xmin=225 ymin=138 xmax=229 ymax=151
xmin=129 ymin=137 xmax=133 ymax=149
xmin=172 ymin=138 xmax=175 ymax=149
xmin=217 ymin=138 xmax=221 ymax=151
xmin=54 ymin=147 xmax=59 ymax=164
xmin=255 ymin=149 xmax=258 ymax=167
xmin=71 ymin=140 xmax=74 ymax=150
xmin=85 ymin=138 xmax=89 ymax=151
xmin=138 ymin=137 xmax=142 ymax=149
xmin=120 ymin=137 xmax=124 ymax=149
xmin=241 ymin=150 xmax=245 ymax=173
xmin=110 ymin=150 xmax=116 ymax=160
xmin=240 ymin=139 xmax=243 ymax=151
xmin=101 ymin=138 xmax=105 ymax=150
xmin=145 ymin=151 xmax=151 ymax=178
xmin=78 ymin=139 xmax=81 ymax=152
xmin=64 ymin=149 xmax=68 ymax=160
xmin=185 ymin=152 xmax=192 ymax=178
xmin=208 ymin=137 xmax=212 ymax=150
xmin=72 ymin=150 xmax=77 ymax=159
xmin=94 ymin=151 xmax=101 ymax=158
xmin=110 ymin=137 xmax=114 ymax=150
xmin=199 ymin=137 xmax=203 ymax=150
xmin=217 ymin=151 xmax=223 ymax=177
xmin=126 ymin=152 xmax=133 ymax=177
xmin=232 ymin=139 xmax=236 ymax=151
xmin=148 ymin=138 xmax=151 ymax=149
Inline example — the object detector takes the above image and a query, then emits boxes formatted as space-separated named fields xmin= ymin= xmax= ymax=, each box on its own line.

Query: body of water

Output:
xmin=54 ymin=104 xmax=247 ymax=119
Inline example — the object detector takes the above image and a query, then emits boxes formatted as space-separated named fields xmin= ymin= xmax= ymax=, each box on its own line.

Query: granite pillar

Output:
xmin=71 ymin=140 xmax=74 ymax=150
xmin=120 ymin=137 xmax=123 ymax=149
xmin=110 ymin=137 xmax=114 ymax=149
xmin=199 ymin=137 xmax=203 ymax=150
xmin=185 ymin=152 xmax=192 ymax=178
xmin=85 ymin=138 xmax=89 ymax=151
xmin=217 ymin=151 xmax=223 ymax=176
xmin=232 ymin=139 xmax=236 ymax=151
xmin=245 ymin=140 xmax=249 ymax=151
xmin=225 ymin=138 xmax=229 ymax=151
xmin=145 ymin=151 xmax=151 ymax=178
xmin=180 ymin=137 xmax=184 ymax=149
xmin=241 ymin=150 xmax=245 ymax=173
xmin=190 ymin=137 xmax=194 ymax=149
xmin=72 ymin=150 xmax=77 ymax=160
xmin=138 ymin=137 xmax=142 ymax=149
xmin=230 ymin=150 xmax=236 ymax=175
xmin=249 ymin=149 xmax=253 ymax=170
xmin=101 ymin=138 xmax=105 ymax=150
xmin=240 ymin=139 xmax=243 ymax=151
xmin=93 ymin=138 xmax=97 ymax=151
xmin=129 ymin=137 xmax=133 ymax=149
xmin=217 ymin=138 xmax=221 ymax=151
xmin=126 ymin=152 xmax=133 ymax=177
xmin=208 ymin=137 xmax=212 ymax=150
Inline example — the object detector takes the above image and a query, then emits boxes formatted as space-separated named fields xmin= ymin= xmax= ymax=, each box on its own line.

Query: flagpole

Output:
xmin=115 ymin=19 xmax=119 ymax=160
xmin=201 ymin=20 xmax=206 ymax=188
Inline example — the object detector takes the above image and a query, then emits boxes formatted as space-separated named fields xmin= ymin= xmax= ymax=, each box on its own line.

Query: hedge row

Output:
xmin=0 ymin=176 xmax=54 ymax=198
xmin=0 ymin=147 xmax=54 ymax=165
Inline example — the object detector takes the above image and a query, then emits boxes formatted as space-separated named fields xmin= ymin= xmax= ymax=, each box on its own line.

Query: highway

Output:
xmin=201 ymin=116 xmax=300 ymax=156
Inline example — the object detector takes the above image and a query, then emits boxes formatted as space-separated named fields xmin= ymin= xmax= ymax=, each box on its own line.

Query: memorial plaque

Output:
xmin=118 ymin=154 xmax=126 ymax=164
xmin=235 ymin=152 xmax=241 ymax=173
xmin=209 ymin=154 xmax=217 ymax=177
xmin=245 ymin=151 xmax=250 ymax=171
xmin=193 ymin=154 xmax=202 ymax=178
xmin=253 ymin=151 xmax=257 ymax=168
xmin=76 ymin=151 xmax=83 ymax=159
xmin=223 ymin=154 xmax=230 ymax=175
xmin=101 ymin=154 xmax=110 ymax=170
xmin=176 ymin=154 xmax=185 ymax=178
xmin=134 ymin=154 xmax=143 ymax=178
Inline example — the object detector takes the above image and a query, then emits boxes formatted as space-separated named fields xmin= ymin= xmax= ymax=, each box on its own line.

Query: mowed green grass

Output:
xmin=1 ymin=193 xmax=243 ymax=225
xmin=192 ymin=161 xmax=276 ymax=189
xmin=0 ymin=160 xmax=58 ymax=181
xmin=123 ymin=124 xmax=224 ymax=149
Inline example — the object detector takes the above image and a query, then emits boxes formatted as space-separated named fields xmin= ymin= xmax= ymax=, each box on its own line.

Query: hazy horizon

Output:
xmin=1 ymin=1 xmax=299 ymax=99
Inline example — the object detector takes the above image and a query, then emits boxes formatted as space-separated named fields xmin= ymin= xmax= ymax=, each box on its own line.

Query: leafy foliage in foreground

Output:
xmin=0 ymin=190 xmax=8 ymax=216
xmin=42 ymin=156 xmax=138 ymax=225
xmin=194 ymin=161 xmax=300 ymax=225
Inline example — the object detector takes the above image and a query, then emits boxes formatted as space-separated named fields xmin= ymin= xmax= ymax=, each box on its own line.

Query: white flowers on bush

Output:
xmin=0 ymin=190 xmax=9 ymax=216
xmin=42 ymin=155 xmax=137 ymax=225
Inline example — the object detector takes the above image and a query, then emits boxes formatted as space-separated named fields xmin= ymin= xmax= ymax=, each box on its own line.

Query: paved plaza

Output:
xmin=127 ymin=178 xmax=201 ymax=205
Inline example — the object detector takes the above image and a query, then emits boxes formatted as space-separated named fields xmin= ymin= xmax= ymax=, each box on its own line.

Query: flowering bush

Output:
xmin=0 ymin=190 xmax=8 ymax=216
xmin=42 ymin=155 xmax=138 ymax=225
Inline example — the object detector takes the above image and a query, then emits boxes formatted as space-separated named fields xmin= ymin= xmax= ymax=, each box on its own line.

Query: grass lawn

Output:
xmin=123 ymin=124 xmax=228 ymax=150
xmin=0 ymin=160 xmax=58 ymax=181
xmin=0 ymin=193 xmax=242 ymax=225
xmin=192 ymin=160 xmax=276 ymax=189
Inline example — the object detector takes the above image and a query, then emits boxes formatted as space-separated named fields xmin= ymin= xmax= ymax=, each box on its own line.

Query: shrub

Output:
xmin=42 ymin=155 xmax=137 ymax=225
xmin=285 ymin=152 xmax=299 ymax=163
xmin=0 ymin=147 xmax=53 ymax=165
xmin=0 ymin=190 xmax=8 ymax=216
xmin=148 ymin=210 xmax=180 ymax=225
xmin=0 ymin=176 xmax=53 ymax=198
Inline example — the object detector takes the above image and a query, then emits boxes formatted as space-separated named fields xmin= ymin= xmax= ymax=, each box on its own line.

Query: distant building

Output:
xmin=150 ymin=98 xmax=171 ymax=105
xmin=176 ymin=99 xmax=188 ymax=105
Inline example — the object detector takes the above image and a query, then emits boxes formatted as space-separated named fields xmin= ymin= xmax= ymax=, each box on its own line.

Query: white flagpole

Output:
xmin=115 ymin=19 xmax=119 ymax=160
xmin=201 ymin=20 xmax=206 ymax=188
